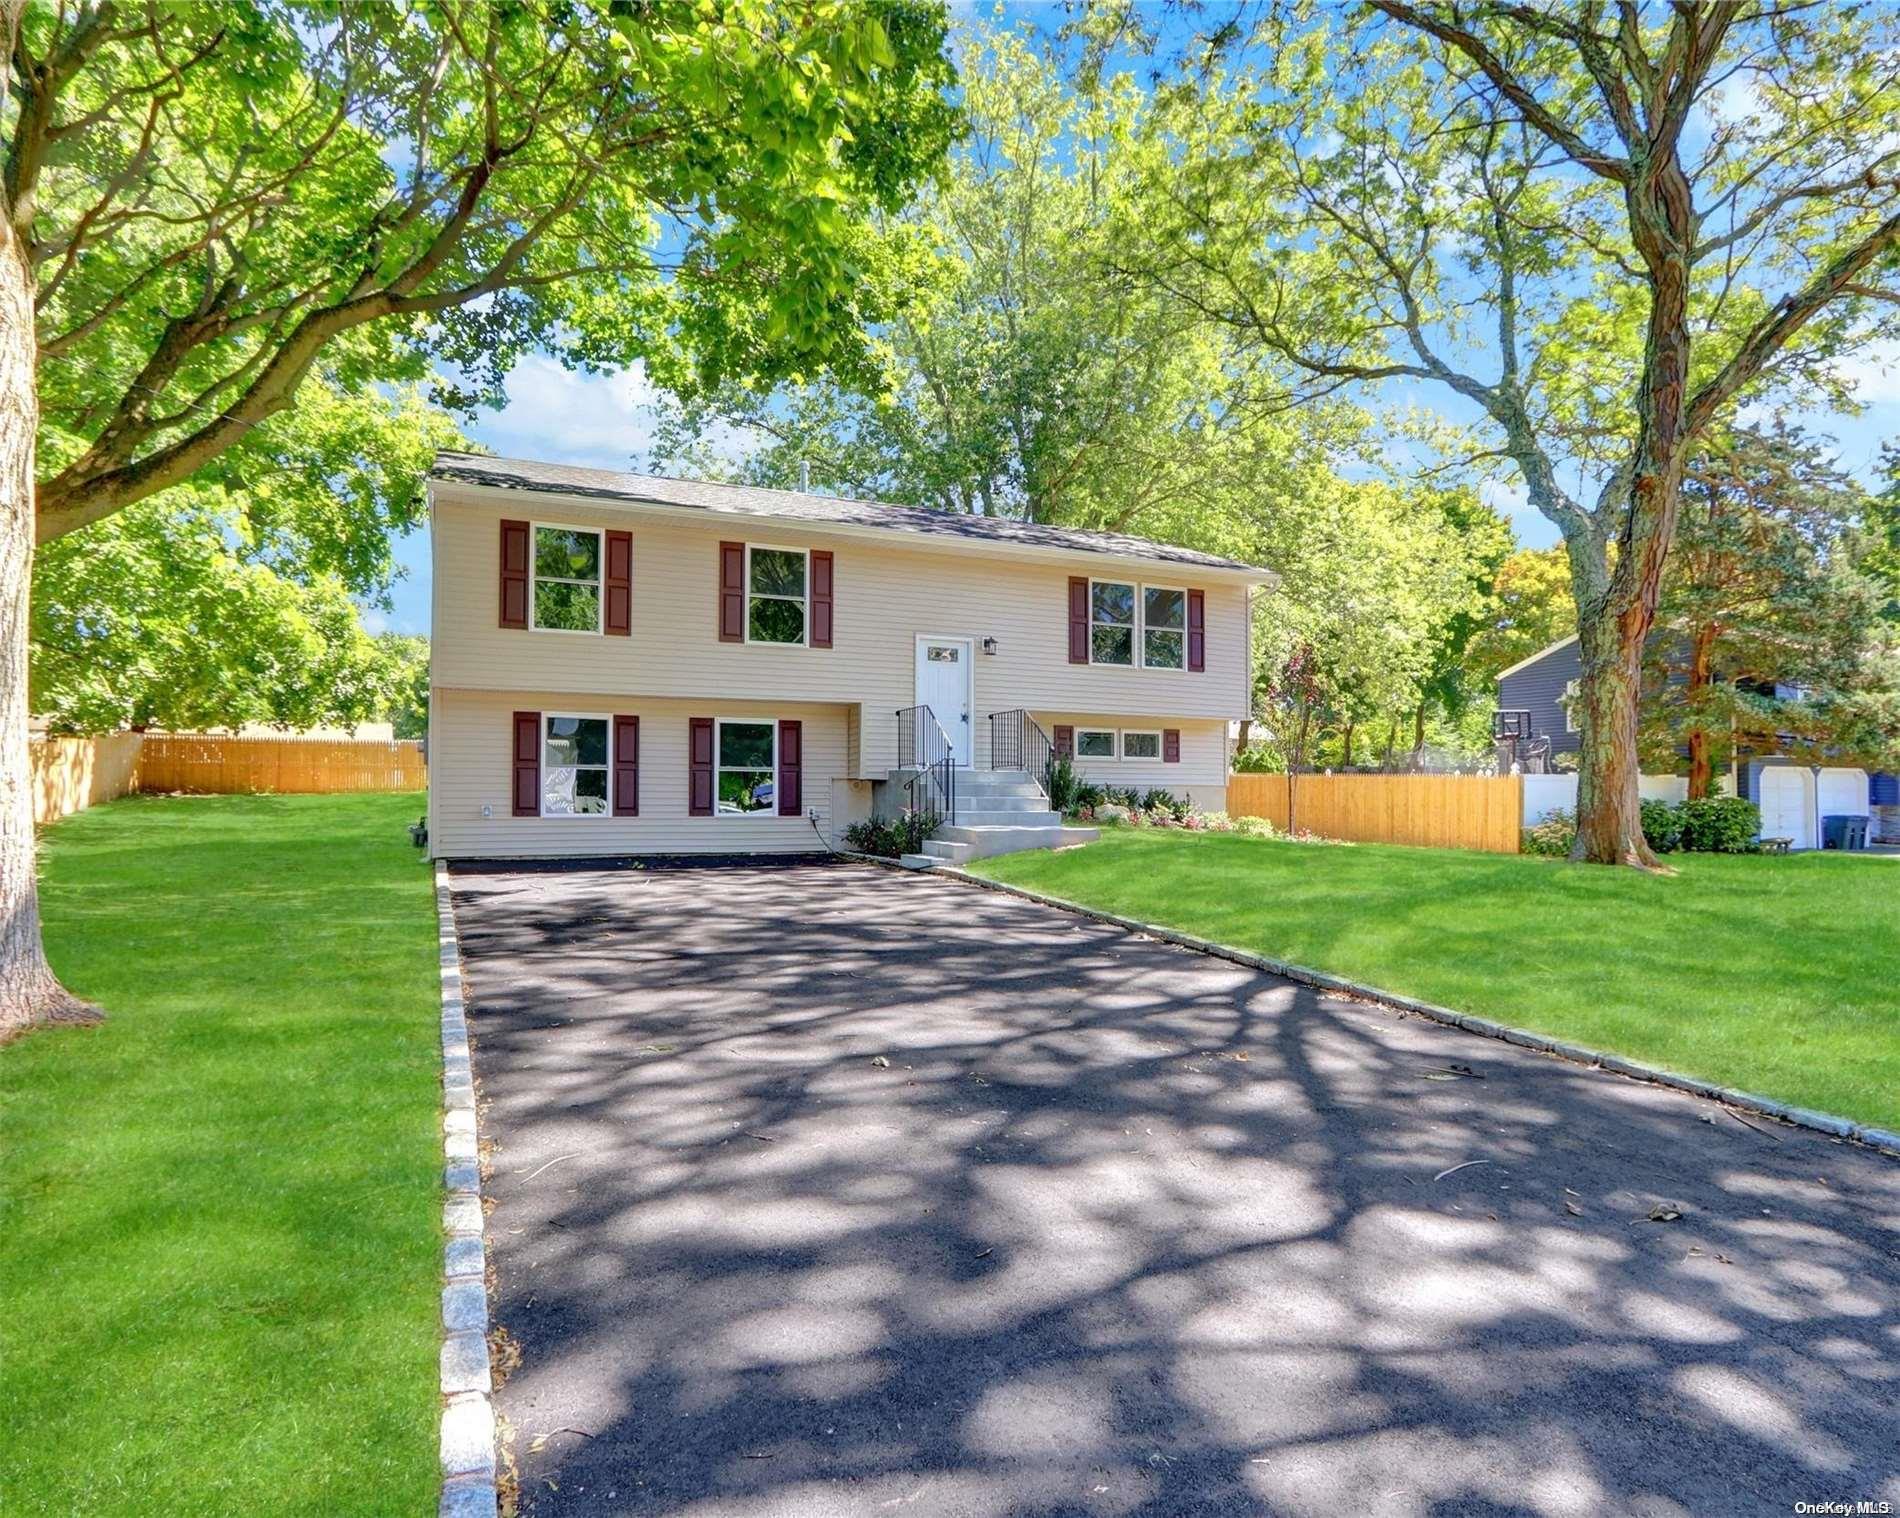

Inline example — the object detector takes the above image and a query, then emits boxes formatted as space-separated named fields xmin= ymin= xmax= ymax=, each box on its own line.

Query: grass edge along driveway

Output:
xmin=972 ymin=828 xmax=1900 ymax=1132
xmin=0 ymin=792 xmax=441 ymax=1518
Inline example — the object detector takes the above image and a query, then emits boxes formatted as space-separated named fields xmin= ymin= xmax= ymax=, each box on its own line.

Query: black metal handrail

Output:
xmin=986 ymin=708 xmax=1055 ymax=798
xmin=895 ymin=704 xmax=957 ymax=824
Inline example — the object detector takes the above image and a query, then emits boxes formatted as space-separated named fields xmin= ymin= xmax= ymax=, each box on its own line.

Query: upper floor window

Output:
xmin=748 ymin=546 xmax=808 ymax=645
xmin=1562 ymin=679 xmax=1579 ymax=733
xmin=1143 ymin=587 xmax=1186 ymax=669
xmin=1091 ymin=579 xmax=1186 ymax=669
xmin=1090 ymin=580 xmax=1136 ymax=665
xmin=534 ymin=526 xmax=602 ymax=633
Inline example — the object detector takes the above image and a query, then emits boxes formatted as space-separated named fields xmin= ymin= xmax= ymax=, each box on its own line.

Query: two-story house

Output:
xmin=426 ymin=453 xmax=1276 ymax=862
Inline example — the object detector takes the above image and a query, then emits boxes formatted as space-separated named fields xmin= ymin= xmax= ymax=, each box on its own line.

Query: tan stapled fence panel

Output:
xmin=137 ymin=735 xmax=427 ymax=795
xmin=1226 ymin=772 xmax=1522 ymax=854
xmin=30 ymin=733 xmax=146 ymax=825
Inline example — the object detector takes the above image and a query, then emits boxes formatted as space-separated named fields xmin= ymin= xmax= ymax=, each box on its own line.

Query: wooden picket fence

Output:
xmin=1227 ymin=771 xmax=1523 ymax=854
xmin=136 ymin=735 xmax=427 ymax=796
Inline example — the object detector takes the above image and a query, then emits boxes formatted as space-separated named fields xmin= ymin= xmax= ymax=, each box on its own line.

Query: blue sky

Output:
xmin=370 ymin=6 xmax=1900 ymax=637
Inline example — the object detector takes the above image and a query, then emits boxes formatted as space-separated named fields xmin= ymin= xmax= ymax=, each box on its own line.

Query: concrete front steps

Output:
xmin=895 ymin=768 xmax=1099 ymax=869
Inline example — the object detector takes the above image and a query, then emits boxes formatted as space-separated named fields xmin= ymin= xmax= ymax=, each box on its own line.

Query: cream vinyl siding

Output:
xmin=432 ymin=487 xmax=1254 ymax=777
xmin=428 ymin=689 xmax=845 ymax=857
xmin=1039 ymin=713 xmax=1228 ymax=812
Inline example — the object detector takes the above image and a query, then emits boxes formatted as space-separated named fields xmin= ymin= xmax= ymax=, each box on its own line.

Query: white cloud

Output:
xmin=1830 ymin=338 xmax=1900 ymax=407
xmin=360 ymin=607 xmax=390 ymax=635
xmin=462 ymin=352 xmax=762 ymax=477
xmin=465 ymin=355 xmax=663 ymax=470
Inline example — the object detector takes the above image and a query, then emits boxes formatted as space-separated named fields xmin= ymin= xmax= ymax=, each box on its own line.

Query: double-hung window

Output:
xmin=1143 ymin=587 xmax=1186 ymax=669
xmin=747 ymin=547 xmax=808 ymax=644
xmin=1090 ymin=580 xmax=1136 ymax=666
xmin=716 ymin=720 xmax=777 ymax=815
xmin=543 ymin=715 xmax=609 ymax=815
xmin=533 ymin=526 xmax=603 ymax=632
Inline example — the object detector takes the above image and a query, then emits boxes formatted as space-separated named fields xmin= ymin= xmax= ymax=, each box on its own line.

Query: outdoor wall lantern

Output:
xmin=981 ymin=637 xmax=999 ymax=656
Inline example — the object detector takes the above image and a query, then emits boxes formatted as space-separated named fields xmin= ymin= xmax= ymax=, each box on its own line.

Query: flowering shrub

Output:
xmin=1521 ymin=809 xmax=1576 ymax=857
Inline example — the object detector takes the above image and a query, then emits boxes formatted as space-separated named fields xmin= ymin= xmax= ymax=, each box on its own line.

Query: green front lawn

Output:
xmin=973 ymin=829 xmax=1900 ymax=1131
xmin=0 ymin=793 xmax=441 ymax=1518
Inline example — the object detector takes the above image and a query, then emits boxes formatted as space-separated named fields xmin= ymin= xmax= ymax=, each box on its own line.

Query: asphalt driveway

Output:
xmin=452 ymin=859 xmax=1900 ymax=1518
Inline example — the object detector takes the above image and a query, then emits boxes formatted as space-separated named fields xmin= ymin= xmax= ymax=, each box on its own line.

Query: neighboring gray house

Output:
xmin=1496 ymin=632 xmax=1895 ymax=848
xmin=1495 ymin=634 xmax=1584 ymax=760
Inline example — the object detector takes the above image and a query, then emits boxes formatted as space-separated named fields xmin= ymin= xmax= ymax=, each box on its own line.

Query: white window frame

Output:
xmin=713 ymin=716 xmax=779 ymax=819
xmin=1562 ymin=679 xmax=1579 ymax=734
xmin=1087 ymin=578 xmax=1189 ymax=671
xmin=529 ymin=521 xmax=605 ymax=636
xmin=1140 ymin=583 xmax=1189 ymax=670
xmin=1074 ymin=727 xmax=1117 ymax=760
xmin=540 ymin=711 xmax=612 ymax=819
xmin=1087 ymin=577 xmax=1137 ymax=668
xmin=1120 ymin=728 xmax=1163 ymax=761
xmin=743 ymin=544 xmax=810 ymax=647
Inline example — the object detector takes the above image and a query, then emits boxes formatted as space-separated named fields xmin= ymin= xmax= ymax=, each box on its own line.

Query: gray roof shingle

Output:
xmin=430 ymin=451 xmax=1273 ymax=578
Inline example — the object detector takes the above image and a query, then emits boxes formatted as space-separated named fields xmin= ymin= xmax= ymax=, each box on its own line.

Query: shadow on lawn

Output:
xmin=452 ymin=861 xmax=1900 ymax=1518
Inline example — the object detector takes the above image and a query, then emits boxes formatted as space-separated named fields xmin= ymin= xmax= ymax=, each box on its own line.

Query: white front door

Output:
xmin=1758 ymin=766 xmax=1813 ymax=850
xmin=914 ymin=636 xmax=973 ymax=765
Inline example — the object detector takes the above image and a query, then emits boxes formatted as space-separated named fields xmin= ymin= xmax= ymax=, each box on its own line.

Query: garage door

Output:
xmin=1817 ymin=767 xmax=1869 ymax=819
xmin=1758 ymin=767 xmax=1813 ymax=850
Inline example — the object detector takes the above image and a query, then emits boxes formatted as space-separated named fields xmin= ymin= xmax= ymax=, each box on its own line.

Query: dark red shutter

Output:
xmin=689 ymin=717 xmax=715 ymax=815
xmin=718 ymin=542 xmax=746 ymax=642
xmin=1187 ymin=589 xmax=1205 ymax=672
xmin=500 ymin=520 xmax=530 ymax=629
xmin=1067 ymin=577 xmax=1089 ymax=664
xmin=809 ymin=550 xmax=834 ymax=648
xmin=777 ymin=720 xmax=802 ymax=815
xmin=1053 ymin=724 xmax=1074 ymax=759
xmin=612 ymin=715 xmax=639 ymax=815
xmin=512 ymin=711 xmax=540 ymax=816
xmin=604 ymin=530 xmax=632 ymax=636
xmin=1164 ymin=728 xmax=1181 ymax=764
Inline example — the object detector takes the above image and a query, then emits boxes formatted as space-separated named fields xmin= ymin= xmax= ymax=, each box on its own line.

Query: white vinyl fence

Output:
xmin=1521 ymin=772 xmax=1731 ymax=825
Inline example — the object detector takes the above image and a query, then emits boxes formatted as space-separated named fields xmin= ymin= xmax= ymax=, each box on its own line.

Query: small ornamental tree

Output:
xmin=0 ymin=0 xmax=958 ymax=1038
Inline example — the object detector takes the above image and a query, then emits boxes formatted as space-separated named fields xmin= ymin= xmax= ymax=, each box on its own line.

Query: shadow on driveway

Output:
xmin=451 ymin=860 xmax=1900 ymax=1518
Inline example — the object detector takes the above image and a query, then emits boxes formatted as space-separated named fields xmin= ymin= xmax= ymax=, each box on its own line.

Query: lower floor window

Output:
xmin=1120 ymin=729 xmax=1161 ymax=760
xmin=545 ymin=715 xmax=608 ymax=815
xmin=717 ymin=719 xmax=776 ymax=815
xmin=1075 ymin=728 xmax=1115 ymax=759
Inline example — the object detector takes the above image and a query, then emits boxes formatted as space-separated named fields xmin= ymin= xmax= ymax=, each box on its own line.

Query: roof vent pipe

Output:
xmin=798 ymin=457 xmax=810 ymax=492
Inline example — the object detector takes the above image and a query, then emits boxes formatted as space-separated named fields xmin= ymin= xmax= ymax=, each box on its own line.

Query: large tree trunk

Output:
xmin=1570 ymin=604 xmax=1658 ymax=867
xmin=0 ymin=215 xmax=96 ymax=1042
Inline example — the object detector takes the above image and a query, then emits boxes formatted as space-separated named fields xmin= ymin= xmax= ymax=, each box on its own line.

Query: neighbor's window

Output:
xmin=544 ymin=715 xmax=608 ymax=815
xmin=748 ymin=547 xmax=808 ymax=644
xmin=533 ymin=526 xmax=602 ymax=632
xmin=1562 ymin=679 xmax=1579 ymax=733
xmin=1076 ymin=728 xmax=1115 ymax=759
xmin=1143 ymin=587 xmax=1186 ymax=669
xmin=1090 ymin=580 xmax=1135 ymax=665
xmin=1121 ymin=730 xmax=1161 ymax=760
xmin=717 ymin=720 xmax=776 ymax=815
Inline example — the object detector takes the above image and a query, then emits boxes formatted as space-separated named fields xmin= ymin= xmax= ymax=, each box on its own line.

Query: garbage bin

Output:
xmin=1822 ymin=814 xmax=1869 ymax=850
